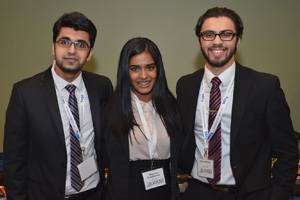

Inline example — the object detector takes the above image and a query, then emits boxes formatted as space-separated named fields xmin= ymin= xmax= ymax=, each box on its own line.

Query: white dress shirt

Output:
xmin=191 ymin=62 xmax=236 ymax=185
xmin=51 ymin=61 xmax=100 ymax=194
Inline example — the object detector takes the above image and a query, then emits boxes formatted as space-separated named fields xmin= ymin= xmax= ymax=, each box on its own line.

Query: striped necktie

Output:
xmin=207 ymin=77 xmax=222 ymax=186
xmin=65 ymin=84 xmax=84 ymax=191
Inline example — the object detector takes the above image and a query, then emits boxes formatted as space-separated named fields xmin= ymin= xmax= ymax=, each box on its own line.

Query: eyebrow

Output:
xmin=58 ymin=36 xmax=71 ymax=41
xmin=129 ymin=63 xmax=156 ymax=67
xmin=203 ymin=29 xmax=234 ymax=33
xmin=77 ymin=39 xmax=89 ymax=44
xmin=57 ymin=37 xmax=88 ymax=44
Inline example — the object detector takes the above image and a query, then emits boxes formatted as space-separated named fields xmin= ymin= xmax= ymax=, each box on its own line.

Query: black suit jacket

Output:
xmin=176 ymin=63 xmax=299 ymax=199
xmin=4 ymin=67 xmax=113 ymax=200
xmin=102 ymin=102 xmax=181 ymax=200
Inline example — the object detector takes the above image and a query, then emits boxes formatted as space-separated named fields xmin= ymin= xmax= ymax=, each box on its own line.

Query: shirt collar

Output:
xmin=204 ymin=61 xmax=236 ymax=88
xmin=51 ymin=60 xmax=83 ymax=92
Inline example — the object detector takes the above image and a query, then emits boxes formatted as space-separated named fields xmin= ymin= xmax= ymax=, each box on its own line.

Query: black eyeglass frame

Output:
xmin=199 ymin=31 xmax=237 ymax=41
xmin=56 ymin=39 xmax=90 ymax=50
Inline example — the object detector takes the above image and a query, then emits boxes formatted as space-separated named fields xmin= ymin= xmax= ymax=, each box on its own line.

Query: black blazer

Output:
xmin=4 ymin=67 xmax=113 ymax=200
xmin=176 ymin=63 xmax=299 ymax=200
xmin=102 ymin=102 xmax=181 ymax=200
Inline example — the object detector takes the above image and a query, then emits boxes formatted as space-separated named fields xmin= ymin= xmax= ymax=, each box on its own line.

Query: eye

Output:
xmin=203 ymin=32 xmax=215 ymax=38
xmin=130 ymin=66 xmax=140 ymax=72
xmin=58 ymin=39 xmax=70 ymax=45
xmin=76 ymin=42 xmax=88 ymax=49
xmin=221 ymin=32 xmax=233 ymax=38
xmin=146 ymin=65 xmax=156 ymax=71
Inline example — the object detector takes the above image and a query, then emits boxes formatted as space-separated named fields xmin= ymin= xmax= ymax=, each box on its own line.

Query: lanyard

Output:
xmin=52 ymin=60 xmax=85 ymax=151
xmin=57 ymin=86 xmax=85 ymax=147
xmin=132 ymin=92 xmax=157 ymax=160
xmin=197 ymin=75 xmax=234 ymax=158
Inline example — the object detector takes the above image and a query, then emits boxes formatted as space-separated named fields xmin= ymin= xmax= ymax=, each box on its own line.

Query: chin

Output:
xmin=60 ymin=66 xmax=82 ymax=74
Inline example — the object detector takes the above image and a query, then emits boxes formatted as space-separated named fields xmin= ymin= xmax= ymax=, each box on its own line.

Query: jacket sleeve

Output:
xmin=4 ymin=83 xmax=29 ymax=200
xmin=267 ymin=76 xmax=299 ymax=199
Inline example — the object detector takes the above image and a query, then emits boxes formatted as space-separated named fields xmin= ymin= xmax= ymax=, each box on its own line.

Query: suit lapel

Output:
xmin=230 ymin=64 xmax=251 ymax=146
xmin=40 ymin=67 xmax=65 ymax=146
xmin=179 ymin=69 xmax=204 ymax=173
xmin=187 ymin=69 xmax=204 ymax=130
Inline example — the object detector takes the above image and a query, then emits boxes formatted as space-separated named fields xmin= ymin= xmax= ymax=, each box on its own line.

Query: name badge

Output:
xmin=142 ymin=167 xmax=166 ymax=190
xmin=77 ymin=156 xmax=98 ymax=181
xmin=197 ymin=158 xmax=214 ymax=179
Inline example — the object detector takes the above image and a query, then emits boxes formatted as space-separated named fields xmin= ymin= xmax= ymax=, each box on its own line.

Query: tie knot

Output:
xmin=65 ymin=84 xmax=76 ymax=94
xmin=211 ymin=77 xmax=221 ymax=87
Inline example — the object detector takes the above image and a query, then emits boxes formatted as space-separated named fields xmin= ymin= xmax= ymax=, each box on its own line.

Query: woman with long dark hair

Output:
xmin=102 ymin=37 xmax=182 ymax=200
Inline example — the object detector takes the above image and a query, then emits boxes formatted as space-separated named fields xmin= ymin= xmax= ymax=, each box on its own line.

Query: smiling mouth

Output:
xmin=209 ymin=48 xmax=227 ymax=58
xmin=137 ymin=80 xmax=151 ymax=87
xmin=64 ymin=57 xmax=78 ymax=61
xmin=211 ymin=49 xmax=224 ymax=53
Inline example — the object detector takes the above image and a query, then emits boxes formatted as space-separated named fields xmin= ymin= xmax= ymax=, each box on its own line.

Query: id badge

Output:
xmin=77 ymin=156 xmax=98 ymax=181
xmin=197 ymin=158 xmax=214 ymax=179
xmin=142 ymin=167 xmax=166 ymax=190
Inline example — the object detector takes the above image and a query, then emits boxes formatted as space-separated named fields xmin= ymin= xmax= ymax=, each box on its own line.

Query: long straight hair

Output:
xmin=109 ymin=37 xmax=182 ymax=139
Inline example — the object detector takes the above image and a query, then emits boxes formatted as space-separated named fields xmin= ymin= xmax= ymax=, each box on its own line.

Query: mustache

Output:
xmin=208 ymin=44 xmax=228 ymax=50
xmin=63 ymin=56 xmax=78 ymax=59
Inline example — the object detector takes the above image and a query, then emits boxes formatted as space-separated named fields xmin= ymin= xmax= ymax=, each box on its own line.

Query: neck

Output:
xmin=137 ymin=95 xmax=152 ymax=103
xmin=206 ymin=60 xmax=235 ymax=76
xmin=54 ymin=66 xmax=81 ymax=82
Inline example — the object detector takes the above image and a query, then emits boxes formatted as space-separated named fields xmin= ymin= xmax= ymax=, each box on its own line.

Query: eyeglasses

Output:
xmin=200 ymin=31 xmax=236 ymax=41
xmin=56 ymin=39 xmax=90 ymax=50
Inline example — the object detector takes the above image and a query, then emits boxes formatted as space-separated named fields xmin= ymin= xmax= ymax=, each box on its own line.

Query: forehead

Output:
xmin=129 ymin=52 xmax=154 ymax=64
xmin=201 ymin=16 xmax=236 ymax=32
xmin=56 ymin=27 xmax=90 ymax=43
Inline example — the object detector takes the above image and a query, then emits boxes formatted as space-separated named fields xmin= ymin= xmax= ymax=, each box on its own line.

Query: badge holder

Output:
xmin=141 ymin=160 xmax=166 ymax=190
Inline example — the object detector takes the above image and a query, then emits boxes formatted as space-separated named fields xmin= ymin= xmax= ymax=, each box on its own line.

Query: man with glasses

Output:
xmin=4 ymin=12 xmax=113 ymax=200
xmin=176 ymin=7 xmax=298 ymax=200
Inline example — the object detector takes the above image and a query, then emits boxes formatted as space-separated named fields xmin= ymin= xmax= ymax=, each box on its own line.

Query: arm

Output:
xmin=4 ymin=83 xmax=29 ymax=200
xmin=267 ymin=77 xmax=299 ymax=199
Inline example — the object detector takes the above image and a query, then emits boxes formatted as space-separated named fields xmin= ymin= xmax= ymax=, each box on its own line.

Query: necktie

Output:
xmin=207 ymin=77 xmax=222 ymax=185
xmin=65 ymin=84 xmax=84 ymax=191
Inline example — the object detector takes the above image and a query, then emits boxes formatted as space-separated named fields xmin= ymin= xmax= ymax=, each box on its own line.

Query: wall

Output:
xmin=1 ymin=0 xmax=299 ymax=151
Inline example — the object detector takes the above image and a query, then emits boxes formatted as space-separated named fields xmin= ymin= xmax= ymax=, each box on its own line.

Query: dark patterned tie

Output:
xmin=65 ymin=84 xmax=84 ymax=191
xmin=207 ymin=77 xmax=222 ymax=186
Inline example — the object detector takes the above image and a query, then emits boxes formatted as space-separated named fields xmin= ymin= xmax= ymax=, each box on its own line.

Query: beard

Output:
xmin=56 ymin=62 xmax=83 ymax=74
xmin=53 ymin=46 xmax=91 ymax=75
xmin=200 ymin=41 xmax=238 ymax=68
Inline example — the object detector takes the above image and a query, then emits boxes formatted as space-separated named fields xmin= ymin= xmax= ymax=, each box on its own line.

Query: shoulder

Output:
xmin=235 ymin=63 xmax=279 ymax=85
xmin=177 ymin=69 xmax=204 ymax=84
xmin=82 ymin=70 xmax=112 ymax=84
xmin=12 ymin=68 xmax=52 ymax=91
xmin=82 ymin=71 xmax=113 ymax=93
xmin=176 ymin=69 xmax=204 ymax=91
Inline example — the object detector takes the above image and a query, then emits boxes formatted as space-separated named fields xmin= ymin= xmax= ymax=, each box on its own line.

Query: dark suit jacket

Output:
xmin=102 ymin=102 xmax=181 ymax=200
xmin=4 ymin=67 xmax=113 ymax=200
xmin=176 ymin=63 xmax=299 ymax=200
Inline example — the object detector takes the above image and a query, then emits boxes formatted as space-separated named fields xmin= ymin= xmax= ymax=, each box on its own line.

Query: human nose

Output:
xmin=139 ymin=69 xmax=148 ymax=79
xmin=213 ymin=34 xmax=223 ymax=43
xmin=67 ymin=42 xmax=77 ymax=53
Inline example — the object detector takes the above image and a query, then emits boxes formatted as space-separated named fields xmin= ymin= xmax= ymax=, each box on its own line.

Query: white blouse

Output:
xmin=129 ymin=99 xmax=171 ymax=161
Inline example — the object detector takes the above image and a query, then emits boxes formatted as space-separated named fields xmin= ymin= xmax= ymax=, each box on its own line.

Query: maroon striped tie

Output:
xmin=65 ymin=84 xmax=84 ymax=191
xmin=207 ymin=77 xmax=222 ymax=185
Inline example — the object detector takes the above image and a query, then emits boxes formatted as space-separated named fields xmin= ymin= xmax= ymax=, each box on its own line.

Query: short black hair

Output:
xmin=52 ymin=12 xmax=97 ymax=48
xmin=195 ymin=7 xmax=244 ymax=39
